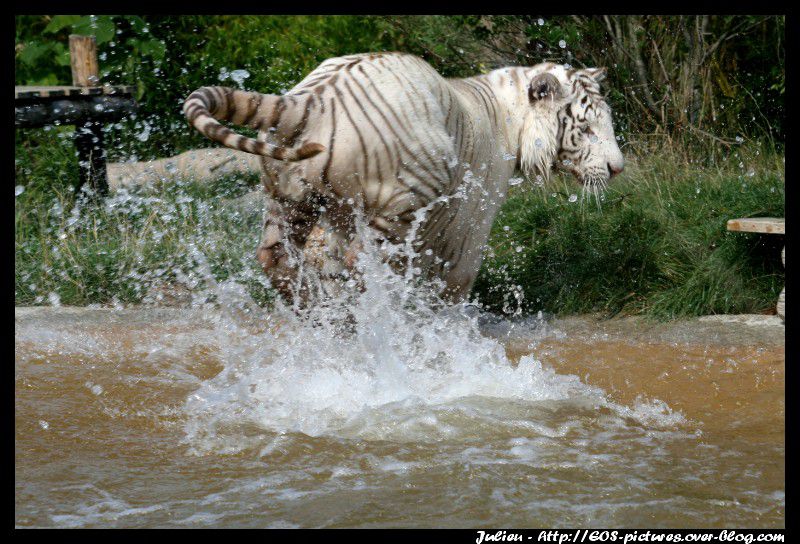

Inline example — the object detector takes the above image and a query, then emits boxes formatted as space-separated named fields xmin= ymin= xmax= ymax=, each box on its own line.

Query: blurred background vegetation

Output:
xmin=14 ymin=15 xmax=785 ymax=317
xmin=16 ymin=15 xmax=784 ymax=159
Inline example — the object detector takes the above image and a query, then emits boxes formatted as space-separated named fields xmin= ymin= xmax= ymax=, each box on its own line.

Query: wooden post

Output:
xmin=69 ymin=35 xmax=108 ymax=196
xmin=69 ymin=35 xmax=100 ymax=87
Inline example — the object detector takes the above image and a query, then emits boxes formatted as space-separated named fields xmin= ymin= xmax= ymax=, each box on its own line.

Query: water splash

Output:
xmin=16 ymin=176 xmax=686 ymax=456
xmin=181 ymin=216 xmax=685 ymax=454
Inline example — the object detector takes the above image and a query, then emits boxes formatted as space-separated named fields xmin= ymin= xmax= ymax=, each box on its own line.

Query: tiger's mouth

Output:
xmin=577 ymin=173 xmax=611 ymax=205
xmin=580 ymin=174 xmax=610 ymax=188
xmin=554 ymin=160 xmax=612 ymax=191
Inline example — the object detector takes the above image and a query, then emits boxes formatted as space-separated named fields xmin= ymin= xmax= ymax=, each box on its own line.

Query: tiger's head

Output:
xmin=520 ymin=65 xmax=624 ymax=191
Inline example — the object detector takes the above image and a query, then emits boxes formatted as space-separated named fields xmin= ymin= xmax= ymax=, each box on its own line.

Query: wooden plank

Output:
xmin=15 ymin=85 xmax=135 ymax=99
xmin=726 ymin=217 xmax=785 ymax=234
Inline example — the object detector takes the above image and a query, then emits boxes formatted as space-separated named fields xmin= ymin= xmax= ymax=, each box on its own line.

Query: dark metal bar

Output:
xmin=15 ymin=96 xmax=137 ymax=128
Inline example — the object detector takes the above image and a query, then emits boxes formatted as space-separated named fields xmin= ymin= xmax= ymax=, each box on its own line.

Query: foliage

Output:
xmin=15 ymin=126 xmax=784 ymax=317
xmin=15 ymin=129 xmax=269 ymax=307
xmin=380 ymin=15 xmax=784 ymax=159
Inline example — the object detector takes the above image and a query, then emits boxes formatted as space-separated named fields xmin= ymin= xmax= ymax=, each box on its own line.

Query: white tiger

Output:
xmin=184 ymin=52 xmax=624 ymax=303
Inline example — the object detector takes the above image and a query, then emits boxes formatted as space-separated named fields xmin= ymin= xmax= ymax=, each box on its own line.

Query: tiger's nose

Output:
xmin=607 ymin=162 xmax=624 ymax=177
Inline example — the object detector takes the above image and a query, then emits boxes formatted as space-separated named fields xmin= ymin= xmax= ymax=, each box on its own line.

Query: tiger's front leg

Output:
xmin=305 ymin=218 xmax=397 ymax=299
xmin=256 ymin=193 xmax=323 ymax=304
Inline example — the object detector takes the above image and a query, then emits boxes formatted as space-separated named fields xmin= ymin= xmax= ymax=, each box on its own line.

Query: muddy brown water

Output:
xmin=15 ymin=307 xmax=783 ymax=528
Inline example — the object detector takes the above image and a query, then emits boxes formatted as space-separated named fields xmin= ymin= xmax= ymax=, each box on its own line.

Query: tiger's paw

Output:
xmin=256 ymin=242 xmax=289 ymax=272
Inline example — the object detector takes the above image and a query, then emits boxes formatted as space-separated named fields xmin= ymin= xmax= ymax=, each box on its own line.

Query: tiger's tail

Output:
xmin=183 ymin=86 xmax=324 ymax=161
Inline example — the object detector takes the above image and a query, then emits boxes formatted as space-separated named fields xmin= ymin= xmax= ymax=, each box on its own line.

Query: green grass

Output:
xmin=15 ymin=131 xmax=784 ymax=318
xmin=473 ymin=147 xmax=785 ymax=319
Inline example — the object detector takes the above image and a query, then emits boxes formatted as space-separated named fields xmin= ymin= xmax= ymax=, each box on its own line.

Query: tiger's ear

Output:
xmin=528 ymin=73 xmax=562 ymax=103
xmin=583 ymin=67 xmax=607 ymax=82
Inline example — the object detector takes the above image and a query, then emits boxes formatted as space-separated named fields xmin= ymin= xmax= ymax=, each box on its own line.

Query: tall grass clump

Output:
xmin=15 ymin=129 xmax=271 ymax=307
xmin=15 ymin=128 xmax=785 ymax=318
xmin=473 ymin=147 xmax=785 ymax=319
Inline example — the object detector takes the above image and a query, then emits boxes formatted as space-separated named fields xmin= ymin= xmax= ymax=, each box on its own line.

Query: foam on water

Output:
xmin=179 ymin=218 xmax=686 ymax=453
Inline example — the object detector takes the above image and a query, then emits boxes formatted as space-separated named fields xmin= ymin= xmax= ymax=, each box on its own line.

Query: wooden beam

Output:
xmin=727 ymin=217 xmax=786 ymax=321
xmin=726 ymin=217 xmax=785 ymax=235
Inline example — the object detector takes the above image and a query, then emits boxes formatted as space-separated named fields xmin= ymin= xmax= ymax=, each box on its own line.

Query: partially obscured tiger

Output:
xmin=184 ymin=52 xmax=624 ymax=304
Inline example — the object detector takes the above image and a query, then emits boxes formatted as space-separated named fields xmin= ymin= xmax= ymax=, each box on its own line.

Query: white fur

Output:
xmin=519 ymin=104 xmax=560 ymax=181
xmin=190 ymin=54 xmax=624 ymax=303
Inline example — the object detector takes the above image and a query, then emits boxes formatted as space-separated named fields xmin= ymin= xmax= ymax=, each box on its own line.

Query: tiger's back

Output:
xmin=270 ymin=53 xmax=460 ymax=216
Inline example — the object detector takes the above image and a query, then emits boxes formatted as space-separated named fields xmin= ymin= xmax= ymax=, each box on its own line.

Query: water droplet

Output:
xmin=85 ymin=382 xmax=104 ymax=395
xmin=136 ymin=124 xmax=151 ymax=142
xmin=230 ymin=69 xmax=250 ymax=88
